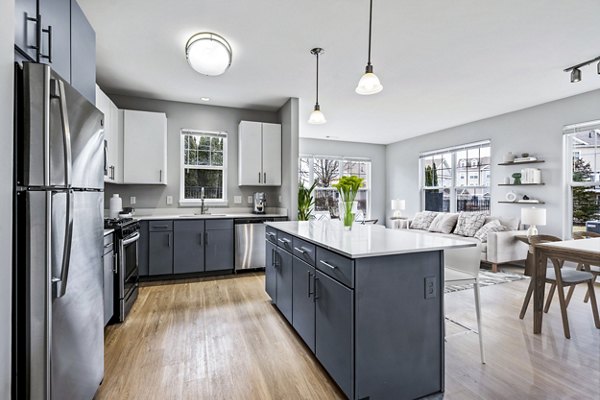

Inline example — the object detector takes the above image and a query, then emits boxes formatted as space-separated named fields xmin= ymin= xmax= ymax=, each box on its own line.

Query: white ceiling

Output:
xmin=80 ymin=0 xmax=600 ymax=145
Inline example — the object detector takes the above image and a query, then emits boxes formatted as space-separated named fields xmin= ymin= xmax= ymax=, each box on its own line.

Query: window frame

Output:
xmin=179 ymin=129 xmax=228 ymax=206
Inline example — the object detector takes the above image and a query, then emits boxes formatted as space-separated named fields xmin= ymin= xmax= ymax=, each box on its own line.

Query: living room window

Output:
xmin=420 ymin=141 xmax=491 ymax=213
xmin=563 ymin=121 xmax=600 ymax=236
xmin=299 ymin=155 xmax=371 ymax=219
xmin=179 ymin=130 xmax=227 ymax=205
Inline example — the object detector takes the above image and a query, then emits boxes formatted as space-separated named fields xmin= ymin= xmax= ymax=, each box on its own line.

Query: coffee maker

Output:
xmin=253 ymin=192 xmax=266 ymax=214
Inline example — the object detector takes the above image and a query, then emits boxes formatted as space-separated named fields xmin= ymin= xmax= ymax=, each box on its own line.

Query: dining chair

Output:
xmin=444 ymin=242 xmax=485 ymax=364
xmin=519 ymin=234 xmax=599 ymax=339
xmin=566 ymin=231 xmax=600 ymax=305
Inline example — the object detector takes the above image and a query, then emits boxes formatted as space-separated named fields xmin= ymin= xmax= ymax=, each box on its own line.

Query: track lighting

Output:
xmin=564 ymin=55 xmax=600 ymax=83
xmin=598 ymin=61 xmax=600 ymax=75
xmin=571 ymin=68 xmax=581 ymax=83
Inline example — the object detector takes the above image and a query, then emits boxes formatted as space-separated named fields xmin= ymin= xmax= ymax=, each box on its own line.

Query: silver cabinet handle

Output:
xmin=166 ymin=233 xmax=171 ymax=247
xmin=25 ymin=13 xmax=39 ymax=50
xmin=307 ymin=271 xmax=313 ymax=298
xmin=159 ymin=169 xmax=162 ymax=182
xmin=320 ymin=260 xmax=337 ymax=270
xmin=294 ymin=247 xmax=305 ymax=254
xmin=258 ymin=172 xmax=261 ymax=183
xmin=40 ymin=25 xmax=52 ymax=62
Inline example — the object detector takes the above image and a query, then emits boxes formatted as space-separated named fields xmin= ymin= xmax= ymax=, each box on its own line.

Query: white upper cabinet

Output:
xmin=123 ymin=109 xmax=167 ymax=185
xmin=238 ymin=120 xmax=281 ymax=186
xmin=95 ymin=85 xmax=122 ymax=183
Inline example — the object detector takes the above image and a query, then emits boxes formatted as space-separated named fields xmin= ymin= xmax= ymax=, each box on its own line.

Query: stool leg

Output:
xmin=587 ymin=280 xmax=600 ymax=329
xmin=474 ymin=280 xmax=485 ymax=364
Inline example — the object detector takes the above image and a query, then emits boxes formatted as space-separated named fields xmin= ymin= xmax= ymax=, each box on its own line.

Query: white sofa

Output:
xmin=407 ymin=214 xmax=528 ymax=272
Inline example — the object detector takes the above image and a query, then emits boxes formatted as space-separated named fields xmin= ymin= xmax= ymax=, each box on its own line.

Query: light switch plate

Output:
xmin=424 ymin=276 xmax=437 ymax=299
xmin=278 ymin=195 xmax=282 ymax=203
xmin=130 ymin=196 xmax=136 ymax=205
xmin=247 ymin=196 xmax=253 ymax=204
xmin=234 ymin=196 xmax=242 ymax=204
xmin=166 ymin=195 xmax=173 ymax=205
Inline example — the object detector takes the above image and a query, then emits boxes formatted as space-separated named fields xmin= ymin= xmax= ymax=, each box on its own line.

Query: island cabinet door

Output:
xmin=275 ymin=248 xmax=293 ymax=323
xmin=265 ymin=241 xmax=277 ymax=302
xmin=292 ymin=258 xmax=316 ymax=352
xmin=174 ymin=220 xmax=205 ymax=274
xmin=315 ymin=271 xmax=354 ymax=399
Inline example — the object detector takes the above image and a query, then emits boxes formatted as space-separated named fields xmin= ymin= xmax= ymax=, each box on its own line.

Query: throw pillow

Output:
xmin=428 ymin=213 xmax=459 ymax=234
xmin=474 ymin=219 xmax=506 ymax=243
xmin=410 ymin=211 xmax=438 ymax=230
xmin=453 ymin=212 xmax=488 ymax=237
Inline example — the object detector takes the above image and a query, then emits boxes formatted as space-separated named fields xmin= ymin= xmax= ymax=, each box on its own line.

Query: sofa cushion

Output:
xmin=410 ymin=211 xmax=438 ymax=230
xmin=428 ymin=213 xmax=459 ymax=234
xmin=453 ymin=212 xmax=488 ymax=237
xmin=484 ymin=216 xmax=520 ymax=231
xmin=474 ymin=219 xmax=506 ymax=243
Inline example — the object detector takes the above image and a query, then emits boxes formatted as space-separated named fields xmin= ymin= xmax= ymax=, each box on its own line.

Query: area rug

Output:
xmin=444 ymin=270 xmax=526 ymax=294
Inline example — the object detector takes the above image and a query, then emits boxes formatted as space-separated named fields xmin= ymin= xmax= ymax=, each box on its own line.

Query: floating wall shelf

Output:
xmin=497 ymin=160 xmax=545 ymax=166
xmin=498 ymin=183 xmax=545 ymax=186
xmin=498 ymin=200 xmax=546 ymax=205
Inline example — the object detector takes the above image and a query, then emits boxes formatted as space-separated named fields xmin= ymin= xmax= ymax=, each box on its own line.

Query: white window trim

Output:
xmin=179 ymin=129 xmax=229 ymax=207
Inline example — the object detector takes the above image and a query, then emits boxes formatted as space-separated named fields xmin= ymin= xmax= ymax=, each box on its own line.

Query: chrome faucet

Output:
xmin=199 ymin=187 xmax=208 ymax=214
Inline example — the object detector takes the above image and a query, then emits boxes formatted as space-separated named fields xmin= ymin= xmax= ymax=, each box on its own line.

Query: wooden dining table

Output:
xmin=531 ymin=237 xmax=600 ymax=334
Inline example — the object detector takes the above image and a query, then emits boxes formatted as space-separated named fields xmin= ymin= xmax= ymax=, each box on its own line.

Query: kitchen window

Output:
xmin=420 ymin=140 xmax=491 ymax=213
xmin=180 ymin=130 xmax=227 ymax=205
xmin=299 ymin=155 xmax=371 ymax=219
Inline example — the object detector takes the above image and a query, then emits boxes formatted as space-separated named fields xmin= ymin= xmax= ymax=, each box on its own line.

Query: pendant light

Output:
xmin=355 ymin=0 xmax=383 ymax=95
xmin=308 ymin=48 xmax=327 ymax=124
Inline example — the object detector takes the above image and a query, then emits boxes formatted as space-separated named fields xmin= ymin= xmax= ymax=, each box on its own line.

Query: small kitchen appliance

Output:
xmin=253 ymin=192 xmax=266 ymax=214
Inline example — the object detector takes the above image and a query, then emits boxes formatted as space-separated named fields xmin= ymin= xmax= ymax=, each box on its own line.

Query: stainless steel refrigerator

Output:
xmin=13 ymin=63 xmax=104 ymax=400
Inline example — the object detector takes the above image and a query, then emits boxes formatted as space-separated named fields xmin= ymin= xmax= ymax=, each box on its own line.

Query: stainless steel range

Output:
xmin=105 ymin=218 xmax=140 ymax=322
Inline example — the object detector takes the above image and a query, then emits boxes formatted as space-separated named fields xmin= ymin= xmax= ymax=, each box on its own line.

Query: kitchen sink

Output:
xmin=178 ymin=213 xmax=227 ymax=217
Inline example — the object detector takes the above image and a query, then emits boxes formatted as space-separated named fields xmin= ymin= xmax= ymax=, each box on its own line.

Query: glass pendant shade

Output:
xmin=308 ymin=106 xmax=326 ymax=124
xmin=186 ymin=32 xmax=232 ymax=76
xmin=356 ymin=71 xmax=383 ymax=95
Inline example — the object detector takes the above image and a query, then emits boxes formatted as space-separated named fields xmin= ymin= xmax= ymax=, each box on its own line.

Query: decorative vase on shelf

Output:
xmin=512 ymin=172 xmax=522 ymax=185
xmin=333 ymin=176 xmax=365 ymax=231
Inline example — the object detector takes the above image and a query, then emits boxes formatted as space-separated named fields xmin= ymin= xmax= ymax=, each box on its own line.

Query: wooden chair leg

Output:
xmin=544 ymin=283 xmax=556 ymax=313
xmin=586 ymin=280 xmax=600 ymax=329
xmin=565 ymin=285 xmax=576 ymax=307
xmin=474 ymin=280 xmax=485 ymax=364
xmin=584 ymin=272 xmax=597 ymax=304
xmin=556 ymin=283 xmax=571 ymax=339
xmin=491 ymin=263 xmax=498 ymax=273
xmin=519 ymin=280 xmax=534 ymax=320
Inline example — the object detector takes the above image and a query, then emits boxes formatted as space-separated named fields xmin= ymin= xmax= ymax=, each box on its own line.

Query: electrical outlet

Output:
xmin=234 ymin=196 xmax=242 ymax=204
xmin=166 ymin=195 xmax=173 ymax=205
xmin=424 ymin=276 xmax=437 ymax=299
xmin=247 ymin=196 xmax=253 ymax=204
xmin=278 ymin=195 xmax=282 ymax=203
xmin=130 ymin=196 xmax=136 ymax=205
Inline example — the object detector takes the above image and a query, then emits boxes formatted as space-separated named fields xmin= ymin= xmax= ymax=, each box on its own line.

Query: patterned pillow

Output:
xmin=474 ymin=219 xmax=507 ymax=242
xmin=453 ymin=212 xmax=488 ymax=237
xmin=428 ymin=213 xmax=459 ymax=234
xmin=410 ymin=211 xmax=438 ymax=230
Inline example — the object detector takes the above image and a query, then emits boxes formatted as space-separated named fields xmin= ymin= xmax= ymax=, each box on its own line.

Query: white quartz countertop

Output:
xmin=135 ymin=213 xmax=287 ymax=221
xmin=265 ymin=221 xmax=476 ymax=258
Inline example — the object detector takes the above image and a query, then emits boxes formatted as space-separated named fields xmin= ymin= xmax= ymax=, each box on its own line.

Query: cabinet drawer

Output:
xmin=277 ymin=231 xmax=294 ymax=253
xmin=293 ymin=237 xmax=316 ymax=266
xmin=205 ymin=219 xmax=233 ymax=230
xmin=316 ymin=247 xmax=354 ymax=288
xmin=266 ymin=226 xmax=278 ymax=244
xmin=149 ymin=220 xmax=173 ymax=231
xmin=103 ymin=233 xmax=113 ymax=248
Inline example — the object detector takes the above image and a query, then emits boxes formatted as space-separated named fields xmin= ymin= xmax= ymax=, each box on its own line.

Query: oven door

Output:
xmin=120 ymin=232 xmax=140 ymax=299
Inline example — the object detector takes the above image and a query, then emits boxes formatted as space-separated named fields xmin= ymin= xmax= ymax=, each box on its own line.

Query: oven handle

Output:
xmin=122 ymin=232 xmax=140 ymax=245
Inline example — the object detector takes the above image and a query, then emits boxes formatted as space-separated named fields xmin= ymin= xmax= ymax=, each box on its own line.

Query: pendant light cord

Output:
xmin=315 ymin=52 xmax=320 ymax=106
xmin=367 ymin=0 xmax=373 ymax=67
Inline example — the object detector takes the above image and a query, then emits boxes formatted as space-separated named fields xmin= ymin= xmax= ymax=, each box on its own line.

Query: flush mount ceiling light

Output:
xmin=564 ymin=54 xmax=600 ymax=83
xmin=308 ymin=48 xmax=327 ymax=125
xmin=356 ymin=0 xmax=383 ymax=95
xmin=185 ymin=32 xmax=232 ymax=76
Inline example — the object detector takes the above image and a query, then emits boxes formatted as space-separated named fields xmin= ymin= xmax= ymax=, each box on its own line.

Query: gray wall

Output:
xmin=1 ymin=0 xmax=14 ymax=396
xmin=300 ymin=138 xmax=387 ymax=223
xmin=386 ymin=89 xmax=600 ymax=237
xmin=279 ymin=98 xmax=300 ymax=220
xmin=104 ymin=95 xmax=283 ymax=210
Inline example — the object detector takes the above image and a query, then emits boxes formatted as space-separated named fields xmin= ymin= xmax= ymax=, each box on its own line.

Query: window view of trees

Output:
xmin=183 ymin=133 xmax=225 ymax=200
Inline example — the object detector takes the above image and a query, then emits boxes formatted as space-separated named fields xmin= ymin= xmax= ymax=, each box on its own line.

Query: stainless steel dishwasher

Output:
xmin=234 ymin=217 xmax=286 ymax=271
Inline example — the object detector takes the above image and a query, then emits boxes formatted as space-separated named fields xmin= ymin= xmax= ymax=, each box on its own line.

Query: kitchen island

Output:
xmin=264 ymin=221 xmax=475 ymax=400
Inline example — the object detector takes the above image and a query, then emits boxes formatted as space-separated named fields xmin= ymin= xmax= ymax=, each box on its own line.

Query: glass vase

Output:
xmin=339 ymin=201 xmax=356 ymax=230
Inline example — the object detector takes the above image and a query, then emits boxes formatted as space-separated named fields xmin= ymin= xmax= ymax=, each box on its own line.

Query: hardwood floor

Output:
xmin=97 ymin=271 xmax=600 ymax=400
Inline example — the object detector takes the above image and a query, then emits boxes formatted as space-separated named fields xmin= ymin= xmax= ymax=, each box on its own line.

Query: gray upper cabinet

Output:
xmin=265 ymin=241 xmax=277 ymax=302
xmin=292 ymin=258 xmax=316 ymax=352
xmin=149 ymin=230 xmax=173 ymax=276
xmin=275 ymin=247 xmax=293 ymax=323
xmin=38 ymin=0 xmax=71 ymax=81
xmin=205 ymin=220 xmax=234 ymax=272
xmin=14 ymin=0 xmax=38 ymax=60
xmin=174 ymin=220 xmax=205 ymax=274
xmin=70 ymin=0 xmax=96 ymax=104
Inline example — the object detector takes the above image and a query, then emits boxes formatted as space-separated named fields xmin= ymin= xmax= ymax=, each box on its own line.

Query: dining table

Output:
xmin=531 ymin=237 xmax=600 ymax=334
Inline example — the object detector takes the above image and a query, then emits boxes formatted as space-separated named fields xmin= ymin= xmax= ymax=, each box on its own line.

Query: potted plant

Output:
xmin=333 ymin=176 xmax=365 ymax=230
xmin=298 ymin=181 xmax=318 ymax=221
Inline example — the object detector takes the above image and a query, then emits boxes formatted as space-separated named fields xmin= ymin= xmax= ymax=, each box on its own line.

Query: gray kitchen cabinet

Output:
xmin=204 ymin=219 xmax=233 ymax=271
xmin=38 ymin=0 xmax=71 ymax=80
xmin=275 ymin=247 xmax=293 ymax=323
xmin=70 ymin=0 xmax=96 ymax=104
xmin=103 ymin=233 xmax=115 ymax=326
xmin=315 ymin=270 xmax=354 ymax=399
xmin=149 ymin=231 xmax=173 ymax=276
xmin=138 ymin=221 xmax=149 ymax=277
xmin=265 ymin=241 xmax=277 ymax=302
xmin=292 ymin=257 xmax=316 ymax=352
xmin=14 ymin=0 xmax=38 ymax=60
xmin=174 ymin=220 xmax=205 ymax=274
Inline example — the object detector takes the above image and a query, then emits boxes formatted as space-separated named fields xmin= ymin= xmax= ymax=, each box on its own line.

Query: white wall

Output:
xmin=279 ymin=98 xmax=300 ymax=220
xmin=300 ymin=138 xmax=387 ymax=223
xmin=1 ymin=0 xmax=14 ymax=396
xmin=386 ymin=89 xmax=600 ymax=237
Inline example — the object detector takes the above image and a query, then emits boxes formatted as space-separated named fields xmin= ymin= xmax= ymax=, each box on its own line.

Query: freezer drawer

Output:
xmin=235 ymin=222 xmax=266 ymax=270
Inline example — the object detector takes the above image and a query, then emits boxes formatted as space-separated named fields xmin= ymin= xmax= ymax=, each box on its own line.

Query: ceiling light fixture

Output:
xmin=185 ymin=32 xmax=232 ymax=76
xmin=356 ymin=0 xmax=383 ymax=95
xmin=308 ymin=48 xmax=326 ymax=125
xmin=564 ymin=54 xmax=600 ymax=83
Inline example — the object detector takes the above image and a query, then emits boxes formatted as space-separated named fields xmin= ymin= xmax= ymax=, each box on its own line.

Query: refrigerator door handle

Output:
xmin=53 ymin=190 xmax=74 ymax=298
xmin=51 ymin=78 xmax=73 ymax=188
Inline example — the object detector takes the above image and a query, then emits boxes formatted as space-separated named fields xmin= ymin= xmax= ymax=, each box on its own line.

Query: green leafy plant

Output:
xmin=425 ymin=163 xmax=438 ymax=187
xmin=298 ymin=180 xmax=318 ymax=221
xmin=333 ymin=176 xmax=365 ymax=228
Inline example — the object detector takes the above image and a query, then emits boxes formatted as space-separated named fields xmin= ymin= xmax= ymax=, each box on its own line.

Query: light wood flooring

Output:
xmin=97 ymin=270 xmax=600 ymax=400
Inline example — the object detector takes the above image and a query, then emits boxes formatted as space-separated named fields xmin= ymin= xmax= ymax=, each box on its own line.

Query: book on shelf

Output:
xmin=518 ymin=199 xmax=541 ymax=203
xmin=513 ymin=156 xmax=538 ymax=163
